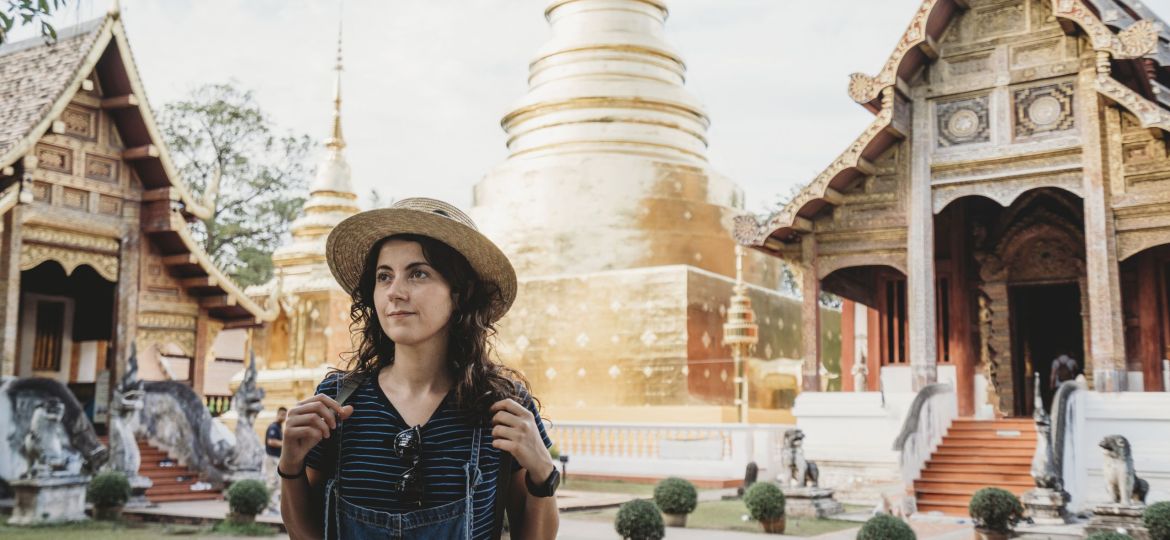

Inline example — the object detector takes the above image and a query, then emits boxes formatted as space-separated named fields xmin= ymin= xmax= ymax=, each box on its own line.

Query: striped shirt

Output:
xmin=305 ymin=372 xmax=552 ymax=539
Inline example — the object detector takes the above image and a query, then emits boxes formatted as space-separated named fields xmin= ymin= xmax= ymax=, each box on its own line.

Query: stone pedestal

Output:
xmin=126 ymin=475 xmax=154 ymax=508
xmin=1084 ymin=504 xmax=1150 ymax=540
xmin=8 ymin=476 xmax=90 ymax=525
xmin=781 ymin=487 xmax=844 ymax=518
xmin=1021 ymin=488 xmax=1070 ymax=525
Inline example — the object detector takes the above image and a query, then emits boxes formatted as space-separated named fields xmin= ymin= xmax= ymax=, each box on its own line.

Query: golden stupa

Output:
xmin=473 ymin=0 xmax=839 ymax=424
xmin=241 ymin=29 xmax=359 ymax=412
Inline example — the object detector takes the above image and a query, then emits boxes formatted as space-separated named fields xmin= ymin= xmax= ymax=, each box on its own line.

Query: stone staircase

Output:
xmin=914 ymin=417 xmax=1036 ymax=516
xmin=99 ymin=437 xmax=222 ymax=503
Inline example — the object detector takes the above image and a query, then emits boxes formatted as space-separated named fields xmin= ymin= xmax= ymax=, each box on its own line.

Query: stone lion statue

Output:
xmin=780 ymin=428 xmax=818 ymax=488
xmin=1099 ymin=435 xmax=1148 ymax=505
xmin=20 ymin=398 xmax=69 ymax=478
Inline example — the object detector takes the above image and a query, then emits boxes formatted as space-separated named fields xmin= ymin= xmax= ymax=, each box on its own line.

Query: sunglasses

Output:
xmin=392 ymin=425 xmax=424 ymax=506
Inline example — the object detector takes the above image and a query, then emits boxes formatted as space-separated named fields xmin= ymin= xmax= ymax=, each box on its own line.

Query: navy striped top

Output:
xmin=305 ymin=372 xmax=552 ymax=539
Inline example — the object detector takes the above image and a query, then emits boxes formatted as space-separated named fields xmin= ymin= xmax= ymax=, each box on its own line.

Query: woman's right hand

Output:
xmin=280 ymin=394 xmax=354 ymax=473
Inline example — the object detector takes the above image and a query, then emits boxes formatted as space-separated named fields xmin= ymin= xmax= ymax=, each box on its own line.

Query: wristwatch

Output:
xmin=526 ymin=466 xmax=560 ymax=497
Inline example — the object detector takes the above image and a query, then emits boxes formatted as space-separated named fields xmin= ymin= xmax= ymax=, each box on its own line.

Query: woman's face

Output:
xmin=372 ymin=239 xmax=455 ymax=348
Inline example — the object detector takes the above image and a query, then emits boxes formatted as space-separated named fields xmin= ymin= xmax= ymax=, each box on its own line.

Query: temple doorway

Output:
xmin=1008 ymin=282 xmax=1083 ymax=416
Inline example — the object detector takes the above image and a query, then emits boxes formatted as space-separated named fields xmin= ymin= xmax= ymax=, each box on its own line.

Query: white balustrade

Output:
xmin=546 ymin=421 xmax=793 ymax=482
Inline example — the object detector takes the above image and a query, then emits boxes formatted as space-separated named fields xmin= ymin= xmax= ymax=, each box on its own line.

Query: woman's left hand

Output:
xmin=490 ymin=399 xmax=555 ymax=483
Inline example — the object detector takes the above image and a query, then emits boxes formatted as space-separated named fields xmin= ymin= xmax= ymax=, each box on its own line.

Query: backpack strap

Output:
xmin=491 ymin=380 xmax=530 ymax=540
xmin=336 ymin=372 xmax=365 ymax=406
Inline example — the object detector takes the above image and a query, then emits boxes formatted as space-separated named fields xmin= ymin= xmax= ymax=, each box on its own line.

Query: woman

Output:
xmin=278 ymin=198 xmax=560 ymax=539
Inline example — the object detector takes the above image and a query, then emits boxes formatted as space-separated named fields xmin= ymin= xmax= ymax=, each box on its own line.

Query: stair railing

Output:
xmin=893 ymin=383 xmax=958 ymax=493
xmin=1050 ymin=378 xmax=1085 ymax=504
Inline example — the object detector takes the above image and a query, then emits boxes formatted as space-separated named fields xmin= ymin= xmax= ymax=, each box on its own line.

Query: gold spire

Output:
xmin=327 ymin=11 xmax=345 ymax=150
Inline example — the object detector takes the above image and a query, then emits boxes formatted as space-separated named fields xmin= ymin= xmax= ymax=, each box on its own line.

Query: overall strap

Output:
xmin=329 ymin=371 xmax=368 ymax=539
xmin=490 ymin=381 xmax=530 ymax=540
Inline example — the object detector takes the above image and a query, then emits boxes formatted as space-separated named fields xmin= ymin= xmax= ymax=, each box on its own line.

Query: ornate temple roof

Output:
xmin=734 ymin=0 xmax=1170 ymax=255
xmin=0 ymin=13 xmax=271 ymax=326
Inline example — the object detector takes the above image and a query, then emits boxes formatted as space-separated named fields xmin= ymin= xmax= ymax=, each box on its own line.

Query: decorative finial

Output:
xmin=108 ymin=0 xmax=121 ymax=19
xmin=327 ymin=3 xmax=345 ymax=150
xmin=735 ymin=244 xmax=744 ymax=286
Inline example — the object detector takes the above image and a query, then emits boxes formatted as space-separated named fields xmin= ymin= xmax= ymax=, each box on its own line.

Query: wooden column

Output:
xmin=1079 ymin=59 xmax=1128 ymax=391
xmin=949 ymin=202 xmax=975 ymax=414
xmin=0 ymin=204 xmax=23 ymax=377
xmin=908 ymin=89 xmax=938 ymax=390
xmin=801 ymin=236 xmax=821 ymax=392
xmin=112 ymin=224 xmax=139 ymax=390
xmin=1137 ymin=254 xmax=1163 ymax=391
xmin=192 ymin=308 xmax=210 ymax=394
xmin=867 ymin=305 xmax=881 ymax=391
xmin=841 ymin=299 xmax=856 ymax=392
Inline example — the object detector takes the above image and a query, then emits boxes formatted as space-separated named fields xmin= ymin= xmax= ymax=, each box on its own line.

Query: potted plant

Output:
xmin=968 ymin=487 xmax=1023 ymax=540
xmin=87 ymin=470 xmax=131 ymax=520
xmin=744 ymin=482 xmax=786 ymax=534
xmin=857 ymin=514 xmax=916 ymax=540
xmin=225 ymin=479 xmax=269 ymax=525
xmin=1146 ymin=501 xmax=1170 ymax=540
xmin=653 ymin=477 xmax=697 ymax=527
xmin=1086 ymin=533 xmax=1134 ymax=540
xmin=614 ymin=499 xmax=665 ymax=540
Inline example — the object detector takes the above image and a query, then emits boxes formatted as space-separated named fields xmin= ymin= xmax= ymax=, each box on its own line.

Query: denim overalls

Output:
xmin=324 ymin=401 xmax=484 ymax=539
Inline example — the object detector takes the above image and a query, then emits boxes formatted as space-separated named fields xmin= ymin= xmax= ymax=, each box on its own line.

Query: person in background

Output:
xmin=265 ymin=406 xmax=288 ymax=513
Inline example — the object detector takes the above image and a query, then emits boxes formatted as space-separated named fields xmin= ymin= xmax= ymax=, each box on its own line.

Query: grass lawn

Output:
xmin=0 ymin=518 xmax=280 ymax=539
xmin=567 ymin=499 xmax=859 ymax=536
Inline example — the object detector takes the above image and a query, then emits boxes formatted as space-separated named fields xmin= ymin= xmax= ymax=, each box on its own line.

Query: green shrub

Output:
xmin=857 ymin=514 xmax=916 ymax=540
xmin=1146 ymin=501 xmax=1170 ymax=540
xmin=614 ymin=499 xmax=665 ymax=540
xmin=87 ymin=470 xmax=131 ymax=510
xmin=968 ymin=487 xmax=1022 ymax=533
xmin=743 ymin=482 xmax=785 ymax=521
xmin=653 ymin=477 xmax=698 ymax=515
xmin=1085 ymin=532 xmax=1133 ymax=540
xmin=226 ymin=479 xmax=269 ymax=517
xmin=548 ymin=445 xmax=560 ymax=460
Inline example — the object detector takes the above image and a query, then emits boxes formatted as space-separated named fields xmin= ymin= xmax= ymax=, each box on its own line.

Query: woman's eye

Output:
xmin=376 ymin=273 xmax=391 ymax=283
xmin=411 ymin=270 xmax=429 ymax=279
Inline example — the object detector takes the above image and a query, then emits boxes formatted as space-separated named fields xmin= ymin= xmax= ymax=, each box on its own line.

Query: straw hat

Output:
xmin=325 ymin=198 xmax=517 ymax=321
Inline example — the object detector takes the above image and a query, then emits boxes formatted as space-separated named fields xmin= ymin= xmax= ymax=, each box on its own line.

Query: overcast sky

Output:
xmin=15 ymin=0 xmax=1170 ymax=215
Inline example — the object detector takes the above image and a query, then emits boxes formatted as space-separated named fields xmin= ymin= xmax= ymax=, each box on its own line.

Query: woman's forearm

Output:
xmin=281 ymin=464 xmax=325 ymax=540
xmin=521 ymin=492 xmax=559 ymax=540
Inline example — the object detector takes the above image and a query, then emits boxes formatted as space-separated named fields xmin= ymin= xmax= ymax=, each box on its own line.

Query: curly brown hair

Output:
xmin=338 ymin=234 xmax=534 ymax=423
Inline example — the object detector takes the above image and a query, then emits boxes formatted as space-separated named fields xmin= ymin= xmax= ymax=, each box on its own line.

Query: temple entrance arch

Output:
xmin=17 ymin=260 xmax=116 ymax=421
xmin=939 ymin=187 xmax=1086 ymax=417
xmin=821 ymin=264 xmax=908 ymax=392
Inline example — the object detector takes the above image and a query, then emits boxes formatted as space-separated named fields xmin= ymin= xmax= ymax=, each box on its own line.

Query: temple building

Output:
xmin=736 ymin=0 xmax=1170 ymax=513
xmin=243 ymin=29 xmax=360 ymax=411
xmin=0 ymin=12 xmax=270 ymax=425
xmin=473 ymin=0 xmax=839 ymax=424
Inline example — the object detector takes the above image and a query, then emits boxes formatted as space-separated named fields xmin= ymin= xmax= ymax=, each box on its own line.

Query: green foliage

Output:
xmin=857 ymin=514 xmax=916 ymax=540
xmin=87 ymin=470 xmax=131 ymax=510
xmin=226 ymin=479 xmax=269 ymax=517
xmin=548 ymin=444 xmax=559 ymax=460
xmin=614 ymin=499 xmax=665 ymax=540
xmin=653 ymin=477 xmax=697 ymax=515
xmin=212 ymin=520 xmax=278 ymax=536
xmin=967 ymin=487 xmax=1023 ymax=533
xmin=1145 ymin=501 xmax=1170 ymax=540
xmin=0 ymin=0 xmax=67 ymax=44
xmin=743 ymin=482 xmax=785 ymax=521
xmin=158 ymin=83 xmax=314 ymax=287
xmin=1086 ymin=532 xmax=1134 ymax=540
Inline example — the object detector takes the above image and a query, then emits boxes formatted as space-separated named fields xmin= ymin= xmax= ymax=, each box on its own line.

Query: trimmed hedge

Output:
xmin=743 ymin=482 xmax=785 ymax=521
xmin=226 ymin=479 xmax=269 ymax=517
xmin=857 ymin=514 xmax=916 ymax=540
xmin=968 ymin=487 xmax=1022 ymax=533
xmin=87 ymin=470 xmax=131 ymax=511
xmin=1145 ymin=501 xmax=1170 ymax=540
xmin=653 ymin=477 xmax=698 ymax=515
xmin=614 ymin=499 xmax=665 ymax=540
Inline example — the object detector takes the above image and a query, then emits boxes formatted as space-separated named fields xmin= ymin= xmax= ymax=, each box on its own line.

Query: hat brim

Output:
xmin=326 ymin=208 xmax=517 ymax=322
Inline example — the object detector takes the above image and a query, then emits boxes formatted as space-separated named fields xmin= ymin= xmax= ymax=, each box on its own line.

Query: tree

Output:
xmin=158 ymin=83 xmax=315 ymax=287
xmin=0 ymin=0 xmax=67 ymax=44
